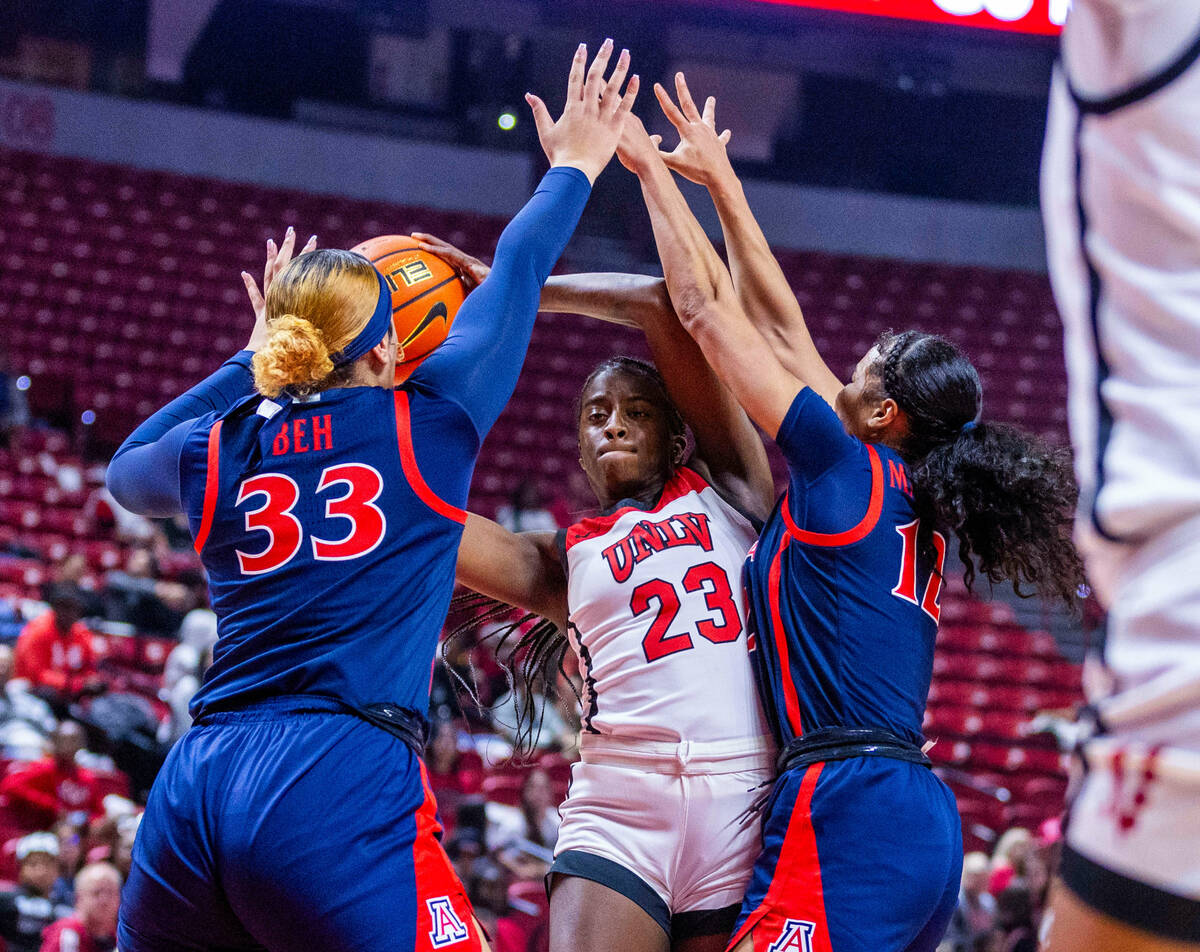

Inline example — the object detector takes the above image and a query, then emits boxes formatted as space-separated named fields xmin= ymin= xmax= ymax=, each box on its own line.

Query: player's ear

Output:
xmin=370 ymin=327 xmax=400 ymax=369
xmin=670 ymin=433 xmax=687 ymax=467
xmin=866 ymin=398 xmax=905 ymax=441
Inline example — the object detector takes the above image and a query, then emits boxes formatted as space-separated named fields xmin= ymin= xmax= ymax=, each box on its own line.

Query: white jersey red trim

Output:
xmin=562 ymin=466 xmax=769 ymax=744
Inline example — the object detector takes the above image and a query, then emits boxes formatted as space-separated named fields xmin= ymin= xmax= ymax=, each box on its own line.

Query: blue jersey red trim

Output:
xmin=766 ymin=536 xmax=803 ymax=738
xmin=394 ymin=391 xmax=467 ymax=525
xmin=727 ymin=763 xmax=829 ymax=952
xmin=780 ymin=444 xmax=884 ymax=547
xmin=193 ymin=420 xmax=223 ymax=554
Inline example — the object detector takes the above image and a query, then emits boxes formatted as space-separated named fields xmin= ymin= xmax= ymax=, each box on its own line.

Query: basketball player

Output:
xmin=102 ymin=40 xmax=638 ymax=952
xmin=619 ymin=86 xmax=1083 ymax=952
xmin=422 ymin=238 xmax=777 ymax=952
xmin=1041 ymin=2 xmax=1200 ymax=948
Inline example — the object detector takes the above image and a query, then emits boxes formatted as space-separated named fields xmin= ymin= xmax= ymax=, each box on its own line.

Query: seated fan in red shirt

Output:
xmin=0 ymin=722 xmax=104 ymax=832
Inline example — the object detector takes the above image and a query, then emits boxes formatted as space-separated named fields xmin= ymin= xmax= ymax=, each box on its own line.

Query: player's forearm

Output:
xmin=540 ymin=273 xmax=670 ymax=329
xmin=113 ymin=352 xmax=254 ymax=460
xmin=435 ymin=167 xmax=591 ymax=436
xmin=636 ymin=159 xmax=729 ymax=321
xmin=707 ymin=173 xmax=842 ymax=404
xmin=636 ymin=159 xmax=800 ymax=436
xmin=489 ymin=167 xmax=592 ymax=291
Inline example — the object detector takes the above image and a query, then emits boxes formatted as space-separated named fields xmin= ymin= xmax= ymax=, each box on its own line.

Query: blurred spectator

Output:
xmin=38 ymin=862 xmax=120 ymax=952
xmin=495 ymin=482 xmax=558 ymax=533
xmin=486 ymin=767 xmax=559 ymax=852
xmin=157 ymin=609 xmax=218 ymax=747
xmin=15 ymin=586 xmax=102 ymax=710
xmin=944 ymin=851 xmax=996 ymax=952
xmin=986 ymin=884 xmax=1037 ymax=952
xmin=102 ymin=549 xmax=191 ymax=636
xmin=84 ymin=488 xmax=155 ymax=545
xmin=0 ymin=722 xmax=103 ymax=830
xmin=0 ymin=361 xmax=31 ymax=448
xmin=49 ymin=821 xmax=82 ymax=908
xmin=489 ymin=682 xmax=572 ymax=753
xmin=0 ymin=833 xmax=74 ymax=952
xmin=988 ymin=827 xmax=1032 ymax=895
xmin=0 ymin=644 xmax=58 ymax=759
xmin=426 ymin=720 xmax=485 ymax=798
xmin=46 ymin=556 xmax=103 ymax=620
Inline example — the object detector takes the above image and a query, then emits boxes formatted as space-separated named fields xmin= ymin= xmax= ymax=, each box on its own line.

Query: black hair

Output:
xmin=45 ymin=583 xmax=86 ymax=613
xmin=440 ymin=592 xmax=575 ymax=761
xmin=577 ymin=356 xmax=685 ymax=442
xmin=870 ymin=330 xmax=1084 ymax=607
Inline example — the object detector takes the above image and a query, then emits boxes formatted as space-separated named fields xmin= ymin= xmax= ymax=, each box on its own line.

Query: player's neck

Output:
xmin=598 ymin=474 xmax=669 ymax=513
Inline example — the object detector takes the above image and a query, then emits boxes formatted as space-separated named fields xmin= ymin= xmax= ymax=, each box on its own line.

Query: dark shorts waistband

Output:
xmin=778 ymin=727 xmax=930 ymax=774
xmin=547 ymin=851 xmax=740 ymax=941
xmin=1060 ymin=845 xmax=1200 ymax=943
xmin=193 ymin=695 xmax=427 ymax=757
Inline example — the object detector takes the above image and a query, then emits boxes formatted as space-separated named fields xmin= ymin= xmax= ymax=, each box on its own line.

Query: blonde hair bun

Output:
xmin=252 ymin=314 xmax=333 ymax=398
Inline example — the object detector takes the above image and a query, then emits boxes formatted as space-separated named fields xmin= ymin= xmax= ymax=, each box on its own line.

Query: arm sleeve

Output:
xmin=105 ymin=352 xmax=255 ymax=516
xmin=411 ymin=167 xmax=592 ymax=437
xmin=774 ymin=387 xmax=862 ymax=486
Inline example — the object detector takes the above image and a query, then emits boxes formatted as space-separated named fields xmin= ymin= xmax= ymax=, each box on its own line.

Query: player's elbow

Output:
xmin=105 ymin=454 xmax=176 ymax=518
xmin=676 ymin=298 xmax=727 ymax=341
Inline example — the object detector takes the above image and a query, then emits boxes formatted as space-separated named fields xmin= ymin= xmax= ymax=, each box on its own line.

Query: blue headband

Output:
xmin=332 ymin=270 xmax=392 ymax=367
xmin=961 ymin=420 xmax=978 ymax=435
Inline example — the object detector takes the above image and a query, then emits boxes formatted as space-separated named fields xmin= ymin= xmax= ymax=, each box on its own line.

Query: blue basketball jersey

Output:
xmin=744 ymin=388 xmax=946 ymax=748
xmin=179 ymin=383 xmax=474 ymax=717
xmin=101 ymin=167 xmax=594 ymax=723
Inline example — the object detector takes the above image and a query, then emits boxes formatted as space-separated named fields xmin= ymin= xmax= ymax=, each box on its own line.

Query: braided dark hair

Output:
xmin=577 ymin=356 xmax=685 ymax=441
xmin=869 ymin=330 xmax=1084 ymax=607
xmin=441 ymin=591 xmax=577 ymax=761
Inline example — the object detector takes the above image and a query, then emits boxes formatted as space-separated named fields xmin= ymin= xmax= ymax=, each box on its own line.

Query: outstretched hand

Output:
xmin=410 ymin=232 xmax=491 ymax=292
xmin=616 ymin=111 xmax=663 ymax=176
xmin=242 ymin=227 xmax=317 ymax=351
xmin=526 ymin=39 xmax=640 ymax=185
xmin=654 ymin=73 xmax=733 ymax=188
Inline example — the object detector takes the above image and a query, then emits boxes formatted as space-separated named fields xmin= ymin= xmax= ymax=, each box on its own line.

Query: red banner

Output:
xmin=743 ymin=0 xmax=1066 ymax=35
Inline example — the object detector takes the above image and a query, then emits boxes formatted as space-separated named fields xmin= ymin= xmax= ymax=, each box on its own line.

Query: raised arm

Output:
xmin=411 ymin=234 xmax=773 ymax=518
xmin=409 ymin=41 xmax=638 ymax=437
xmin=654 ymin=74 xmax=843 ymax=407
xmin=623 ymin=117 xmax=802 ymax=439
xmin=407 ymin=233 xmax=668 ymax=331
xmin=106 ymin=230 xmax=315 ymax=515
xmin=455 ymin=515 xmax=568 ymax=630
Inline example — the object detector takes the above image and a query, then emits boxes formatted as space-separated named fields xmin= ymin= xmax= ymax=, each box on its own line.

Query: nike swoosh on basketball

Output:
xmin=403 ymin=301 xmax=449 ymax=346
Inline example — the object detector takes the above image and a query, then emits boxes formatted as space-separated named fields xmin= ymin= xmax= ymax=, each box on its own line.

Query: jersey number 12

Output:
xmin=891 ymin=519 xmax=947 ymax=624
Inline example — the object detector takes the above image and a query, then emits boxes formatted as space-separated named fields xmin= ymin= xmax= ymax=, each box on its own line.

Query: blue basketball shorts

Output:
xmin=118 ymin=697 xmax=482 ymax=952
xmin=729 ymin=757 xmax=962 ymax=952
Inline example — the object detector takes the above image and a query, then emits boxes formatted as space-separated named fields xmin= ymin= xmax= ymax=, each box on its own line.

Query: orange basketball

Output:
xmin=351 ymin=236 xmax=466 ymax=383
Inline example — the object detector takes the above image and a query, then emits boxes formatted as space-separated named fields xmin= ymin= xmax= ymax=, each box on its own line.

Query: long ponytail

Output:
xmin=441 ymin=592 xmax=576 ymax=760
xmin=873 ymin=331 xmax=1084 ymax=607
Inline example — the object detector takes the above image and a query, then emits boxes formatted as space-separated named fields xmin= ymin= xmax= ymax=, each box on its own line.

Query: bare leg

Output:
xmin=474 ymin=917 xmax=494 ymax=952
xmin=727 ymin=933 xmax=754 ymax=952
xmin=673 ymin=930 xmax=733 ymax=952
xmin=1043 ymin=880 xmax=1200 ymax=952
xmin=549 ymin=875 xmax=670 ymax=952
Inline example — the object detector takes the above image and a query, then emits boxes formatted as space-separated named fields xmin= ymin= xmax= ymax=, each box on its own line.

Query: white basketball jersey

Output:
xmin=562 ymin=466 xmax=768 ymax=744
xmin=1042 ymin=0 xmax=1200 ymax=567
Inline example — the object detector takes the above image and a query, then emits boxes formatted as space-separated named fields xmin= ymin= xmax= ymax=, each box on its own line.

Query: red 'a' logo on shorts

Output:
xmin=768 ymin=919 xmax=816 ymax=952
xmin=427 ymin=897 xmax=470 ymax=948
